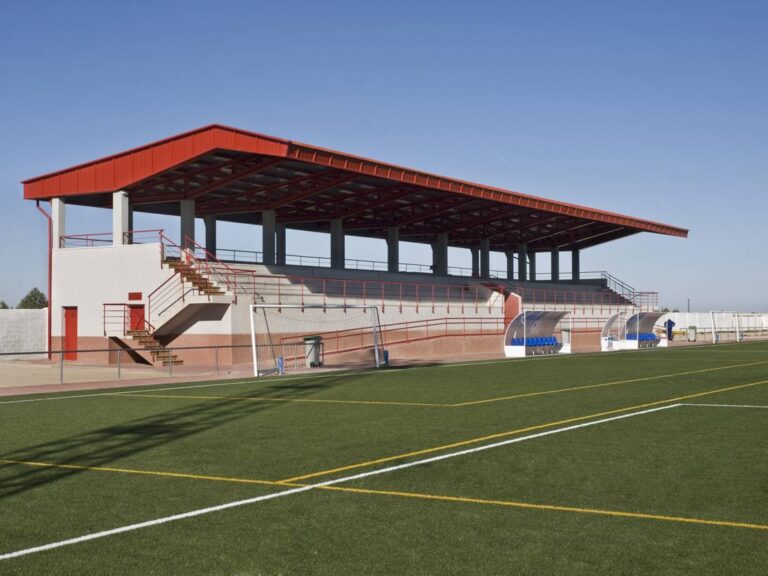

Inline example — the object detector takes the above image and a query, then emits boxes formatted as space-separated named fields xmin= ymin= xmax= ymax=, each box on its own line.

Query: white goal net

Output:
xmin=249 ymin=304 xmax=383 ymax=377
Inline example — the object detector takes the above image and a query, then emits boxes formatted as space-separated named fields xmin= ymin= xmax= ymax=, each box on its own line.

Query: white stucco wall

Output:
xmin=52 ymin=244 xmax=175 ymax=337
xmin=0 ymin=309 xmax=48 ymax=358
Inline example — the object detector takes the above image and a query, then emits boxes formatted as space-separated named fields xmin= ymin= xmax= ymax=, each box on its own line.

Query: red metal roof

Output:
xmin=22 ymin=124 xmax=688 ymax=251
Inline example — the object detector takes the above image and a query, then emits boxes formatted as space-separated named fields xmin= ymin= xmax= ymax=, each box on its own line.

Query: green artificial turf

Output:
xmin=1 ymin=341 xmax=767 ymax=574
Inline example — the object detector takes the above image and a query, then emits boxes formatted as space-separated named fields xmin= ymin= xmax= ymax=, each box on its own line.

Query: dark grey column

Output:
xmin=572 ymin=249 xmax=581 ymax=281
xmin=505 ymin=250 xmax=515 ymax=281
xmin=262 ymin=210 xmax=276 ymax=265
xmin=517 ymin=243 xmax=527 ymax=281
xmin=480 ymin=238 xmax=490 ymax=279
xmin=387 ymin=226 xmax=399 ymax=273
xmin=204 ymin=215 xmax=217 ymax=257
xmin=180 ymin=200 xmax=195 ymax=246
xmin=550 ymin=248 xmax=560 ymax=282
xmin=330 ymin=219 xmax=345 ymax=269
xmin=275 ymin=223 xmax=286 ymax=265
xmin=431 ymin=233 xmax=448 ymax=275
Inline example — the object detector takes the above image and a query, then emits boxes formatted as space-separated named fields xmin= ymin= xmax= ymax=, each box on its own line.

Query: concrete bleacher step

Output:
xmin=165 ymin=260 xmax=225 ymax=296
xmin=126 ymin=330 xmax=183 ymax=366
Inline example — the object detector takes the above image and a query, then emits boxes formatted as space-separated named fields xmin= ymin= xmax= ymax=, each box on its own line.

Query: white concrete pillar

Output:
xmin=112 ymin=191 xmax=129 ymax=246
xmin=262 ymin=210 xmax=276 ymax=265
xmin=204 ymin=215 xmax=217 ymax=257
xmin=505 ymin=250 xmax=515 ymax=281
xmin=572 ymin=249 xmax=581 ymax=281
xmin=127 ymin=205 xmax=134 ymax=244
xmin=431 ymin=233 xmax=448 ymax=275
xmin=330 ymin=219 xmax=345 ymax=269
xmin=387 ymin=226 xmax=399 ymax=273
xmin=551 ymin=248 xmax=560 ymax=282
xmin=517 ymin=243 xmax=527 ymax=281
xmin=480 ymin=238 xmax=490 ymax=279
xmin=51 ymin=198 xmax=66 ymax=248
xmin=529 ymin=249 xmax=537 ymax=282
xmin=180 ymin=199 xmax=195 ymax=246
xmin=470 ymin=247 xmax=479 ymax=277
xmin=276 ymin=223 xmax=286 ymax=266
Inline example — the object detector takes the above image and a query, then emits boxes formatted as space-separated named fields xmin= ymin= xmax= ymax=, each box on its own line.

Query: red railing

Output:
xmin=60 ymin=229 xmax=165 ymax=248
xmin=275 ymin=316 xmax=507 ymax=363
xmin=182 ymin=235 xmax=239 ymax=298
xmin=147 ymin=233 xmax=240 ymax=329
xmin=510 ymin=285 xmax=640 ymax=315
xmin=102 ymin=303 xmax=156 ymax=336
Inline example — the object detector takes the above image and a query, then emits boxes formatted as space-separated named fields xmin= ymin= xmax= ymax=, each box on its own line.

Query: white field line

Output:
xmin=0 ymin=403 xmax=680 ymax=562
xmin=681 ymin=403 xmax=768 ymax=409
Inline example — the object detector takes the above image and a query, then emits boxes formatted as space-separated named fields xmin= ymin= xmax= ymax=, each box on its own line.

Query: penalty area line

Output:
xmin=0 ymin=403 xmax=680 ymax=562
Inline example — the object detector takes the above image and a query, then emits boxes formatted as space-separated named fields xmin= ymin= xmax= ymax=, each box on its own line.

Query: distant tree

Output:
xmin=17 ymin=288 xmax=48 ymax=309
xmin=672 ymin=309 xmax=680 ymax=313
xmin=661 ymin=307 xmax=670 ymax=313
xmin=0 ymin=300 xmax=9 ymax=309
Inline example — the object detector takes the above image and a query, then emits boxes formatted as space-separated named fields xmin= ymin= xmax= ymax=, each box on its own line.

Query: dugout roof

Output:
xmin=23 ymin=124 xmax=688 ymax=251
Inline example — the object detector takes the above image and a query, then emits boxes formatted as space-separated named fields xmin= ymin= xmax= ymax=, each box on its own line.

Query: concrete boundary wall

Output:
xmin=0 ymin=309 xmax=48 ymax=358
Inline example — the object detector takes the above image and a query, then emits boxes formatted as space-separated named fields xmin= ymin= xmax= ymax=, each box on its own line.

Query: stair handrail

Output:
xmin=103 ymin=302 xmax=156 ymax=337
xmin=182 ymin=235 xmax=239 ymax=301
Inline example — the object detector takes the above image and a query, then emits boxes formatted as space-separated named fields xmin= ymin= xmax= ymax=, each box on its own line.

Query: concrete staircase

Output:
xmin=125 ymin=329 xmax=183 ymax=366
xmin=166 ymin=260 xmax=226 ymax=296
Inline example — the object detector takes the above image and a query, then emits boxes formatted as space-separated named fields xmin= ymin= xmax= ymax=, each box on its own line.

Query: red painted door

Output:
xmin=129 ymin=305 xmax=145 ymax=331
xmin=64 ymin=307 xmax=78 ymax=360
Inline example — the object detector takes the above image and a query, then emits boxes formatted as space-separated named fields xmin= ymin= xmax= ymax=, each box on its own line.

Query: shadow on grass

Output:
xmin=0 ymin=370 xmax=380 ymax=499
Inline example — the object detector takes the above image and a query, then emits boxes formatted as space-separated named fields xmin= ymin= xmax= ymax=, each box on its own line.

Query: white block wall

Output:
xmin=0 ymin=309 xmax=48 ymax=358
xmin=52 ymin=244 xmax=174 ymax=337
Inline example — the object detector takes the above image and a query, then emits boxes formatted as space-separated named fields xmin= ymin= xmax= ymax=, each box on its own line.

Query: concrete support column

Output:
xmin=262 ymin=210 xmax=276 ymax=265
xmin=470 ymin=247 xmax=479 ymax=277
xmin=127 ymin=205 xmax=134 ymax=245
xmin=529 ymin=249 xmax=537 ymax=282
xmin=431 ymin=233 xmax=448 ymax=276
xmin=386 ymin=226 xmax=399 ymax=273
xmin=275 ymin=223 xmax=286 ymax=266
xmin=572 ymin=249 xmax=581 ymax=281
xmin=550 ymin=248 xmax=560 ymax=282
xmin=517 ymin=243 xmax=527 ymax=281
xmin=180 ymin=199 xmax=195 ymax=246
xmin=330 ymin=219 xmax=345 ymax=269
xmin=505 ymin=250 xmax=515 ymax=281
xmin=51 ymin=198 xmax=66 ymax=248
xmin=204 ymin=215 xmax=217 ymax=257
xmin=112 ymin=191 xmax=129 ymax=246
xmin=479 ymin=238 xmax=490 ymax=279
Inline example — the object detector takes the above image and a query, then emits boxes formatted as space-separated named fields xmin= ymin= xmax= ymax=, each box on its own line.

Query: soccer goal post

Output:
xmin=249 ymin=304 xmax=383 ymax=377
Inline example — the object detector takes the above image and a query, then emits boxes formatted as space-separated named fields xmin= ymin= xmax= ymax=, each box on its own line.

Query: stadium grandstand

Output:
xmin=22 ymin=124 xmax=689 ymax=373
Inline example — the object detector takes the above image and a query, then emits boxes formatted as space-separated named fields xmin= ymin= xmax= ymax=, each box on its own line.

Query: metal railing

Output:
xmin=103 ymin=303 xmax=156 ymax=337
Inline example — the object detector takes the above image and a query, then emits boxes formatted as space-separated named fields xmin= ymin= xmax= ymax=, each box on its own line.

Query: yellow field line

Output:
xmin=280 ymin=379 xmax=768 ymax=482
xmin=317 ymin=485 xmax=768 ymax=531
xmin=120 ymin=393 xmax=449 ymax=408
xmin=0 ymin=458 xmax=281 ymax=487
xmin=452 ymin=360 xmax=768 ymax=407
xmin=118 ymin=360 xmax=768 ymax=411
xmin=2 ymin=458 xmax=766 ymax=532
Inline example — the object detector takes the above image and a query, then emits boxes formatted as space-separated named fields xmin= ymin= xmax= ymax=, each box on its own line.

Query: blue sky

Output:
xmin=0 ymin=0 xmax=765 ymax=311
